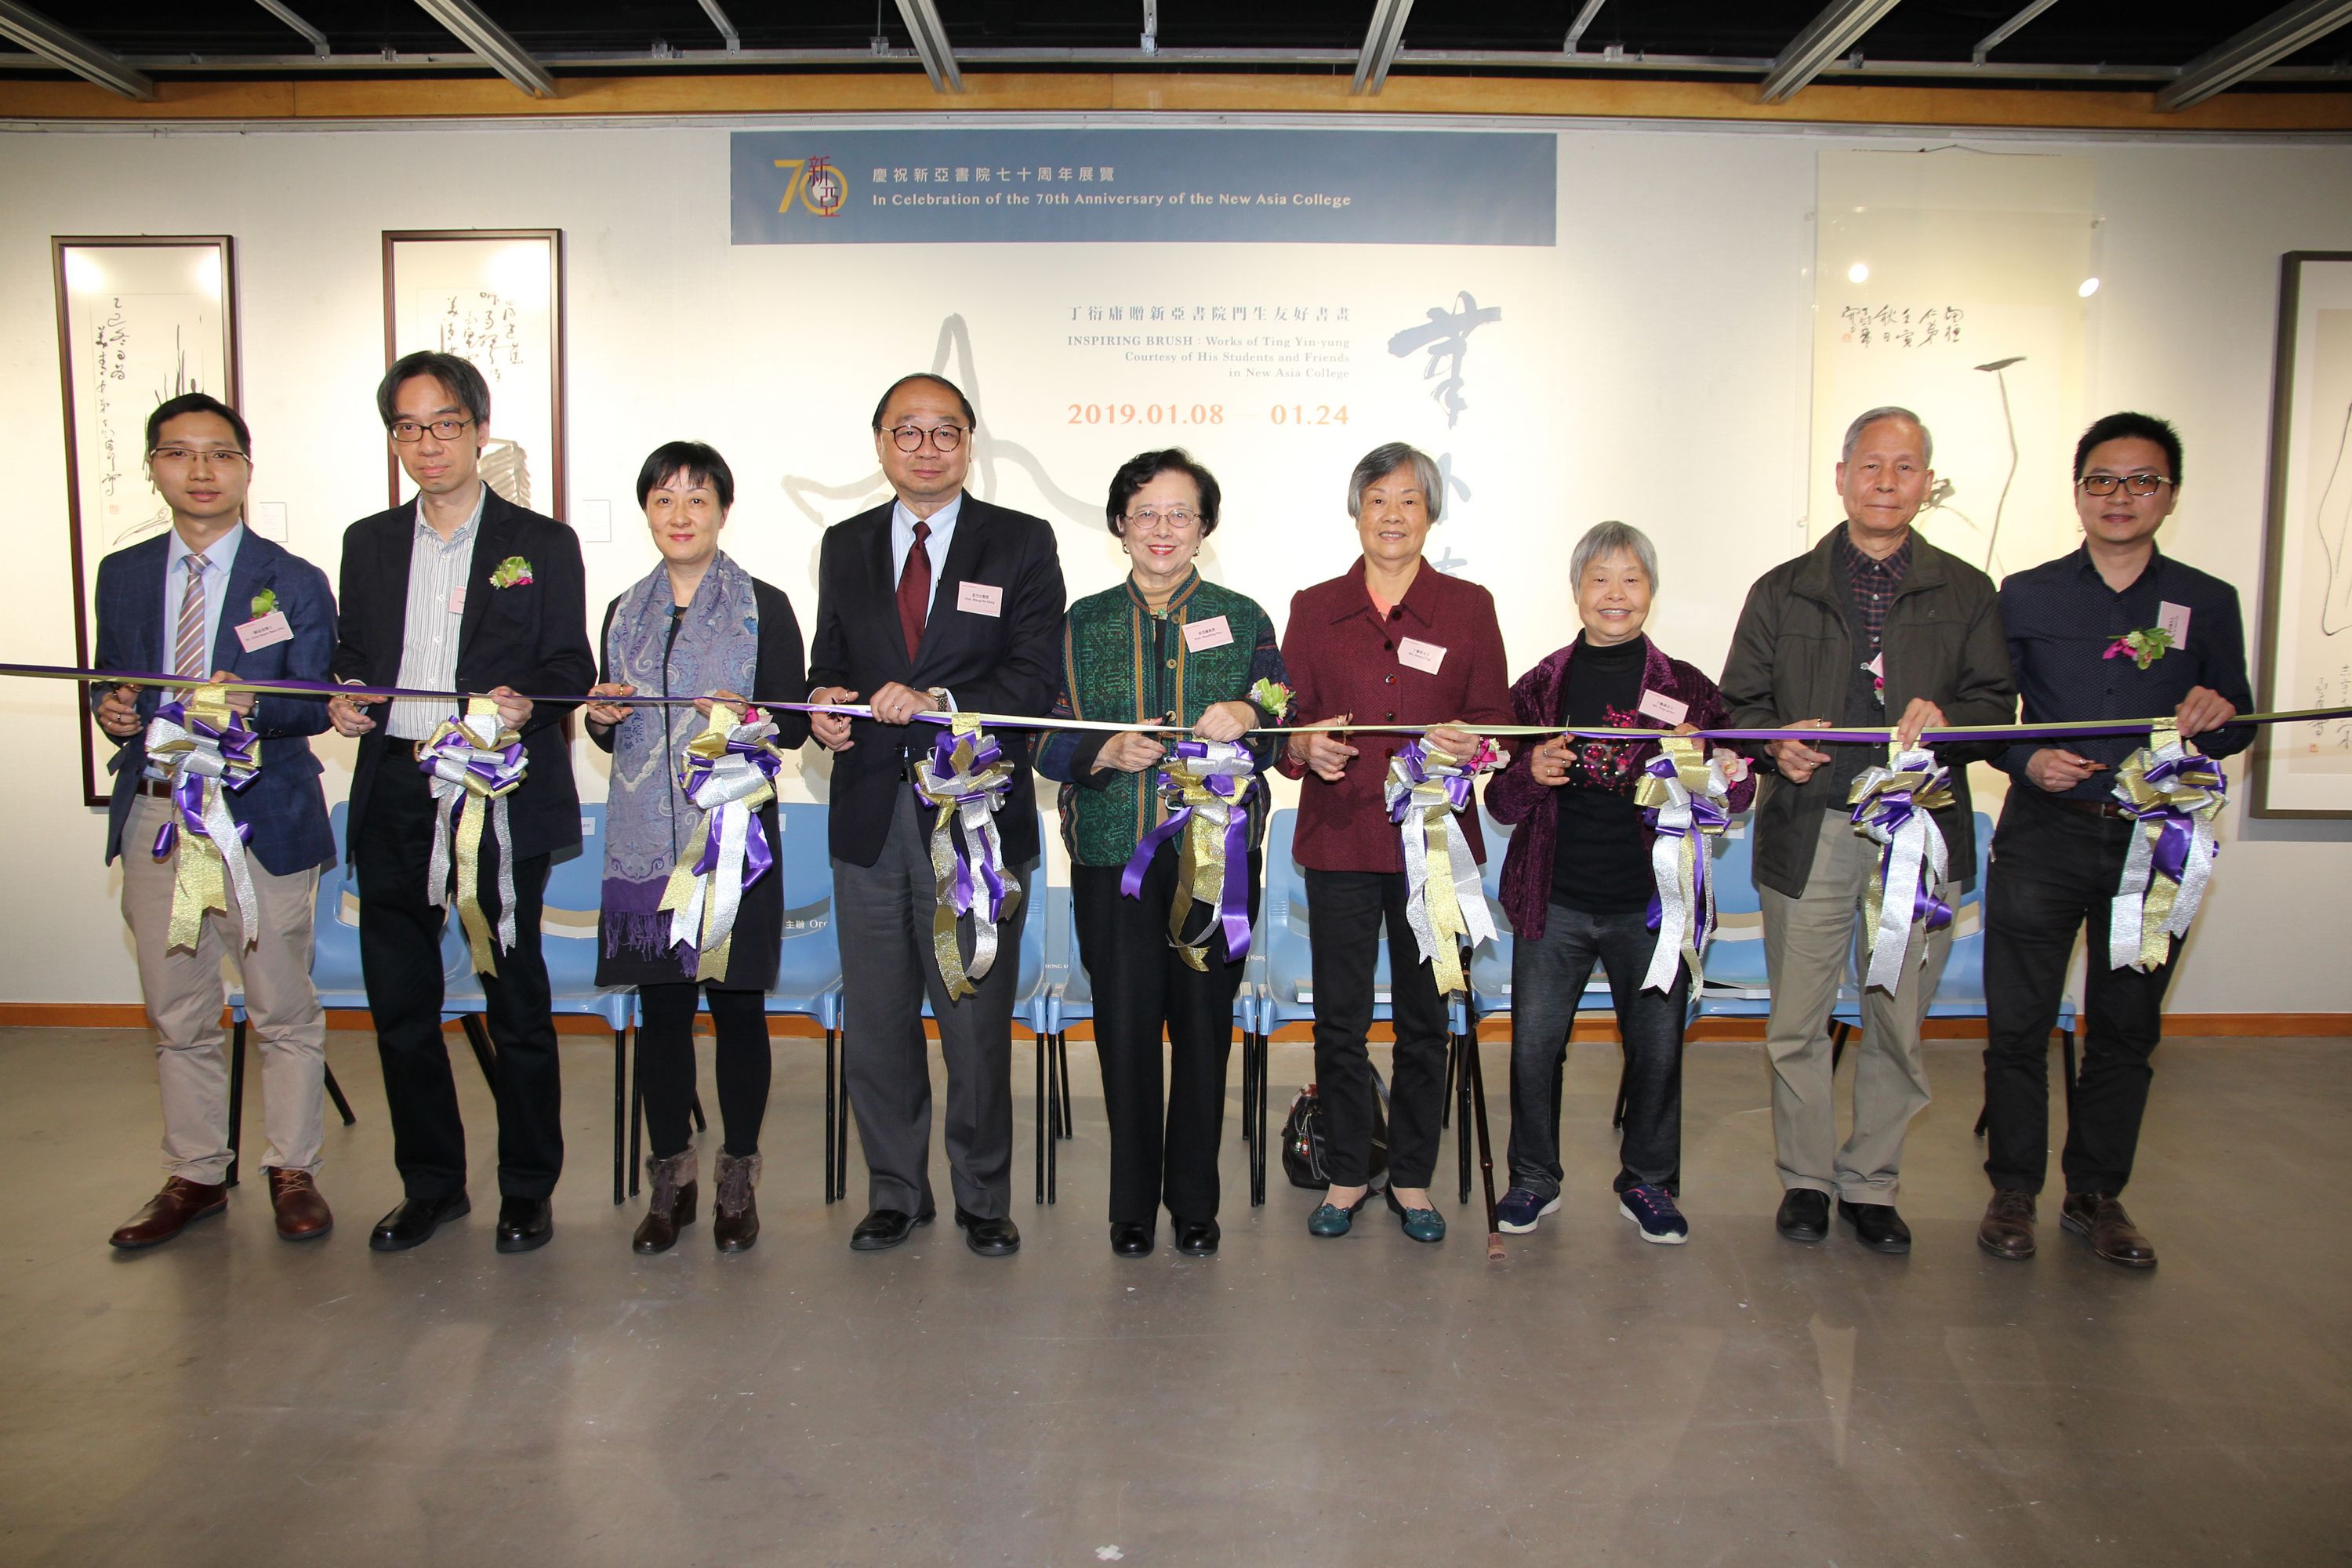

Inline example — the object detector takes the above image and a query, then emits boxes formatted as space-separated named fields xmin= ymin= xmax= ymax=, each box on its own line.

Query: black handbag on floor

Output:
xmin=1281 ymin=1069 xmax=1389 ymax=1190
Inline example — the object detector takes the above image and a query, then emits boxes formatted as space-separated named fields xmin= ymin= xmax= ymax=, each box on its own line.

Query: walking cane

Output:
xmin=1458 ymin=941 xmax=1504 ymax=1261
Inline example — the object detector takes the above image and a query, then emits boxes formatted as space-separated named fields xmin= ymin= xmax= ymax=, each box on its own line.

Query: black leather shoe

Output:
xmin=955 ymin=1207 xmax=1021 ymax=1257
xmin=1109 ymin=1221 xmax=1154 ymax=1258
xmin=494 ymin=1196 xmax=554 ymax=1254
xmin=1775 ymin=1188 xmax=1830 ymax=1243
xmin=848 ymin=1207 xmax=934 ymax=1252
xmin=368 ymin=1191 xmax=470 ymax=1252
xmin=2060 ymin=1191 xmax=2157 ymax=1269
xmin=1174 ymin=1219 xmax=1221 ymax=1258
xmin=1838 ymin=1199 xmax=1912 ymax=1254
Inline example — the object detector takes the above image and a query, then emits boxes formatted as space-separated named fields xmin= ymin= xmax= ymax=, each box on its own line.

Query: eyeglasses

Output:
xmin=2078 ymin=474 xmax=2172 ymax=497
xmin=1123 ymin=507 xmax=1201 ymax=532
xmin=887 ymin=423 xmax=965 ymax=452
xmin=148 ymin=446 xmax=249 ymax=466
xmin=389 ymin=417 xmax=476 ymax=444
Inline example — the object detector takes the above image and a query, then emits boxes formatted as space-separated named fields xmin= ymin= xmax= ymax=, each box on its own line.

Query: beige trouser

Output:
xmin=119 ymin=793 xmax=326 ymax=1184
xmin=1760 ymin=808 xmax=1955 ymax=1205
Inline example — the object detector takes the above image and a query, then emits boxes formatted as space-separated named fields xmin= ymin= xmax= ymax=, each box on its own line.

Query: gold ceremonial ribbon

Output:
xmin=159 ymin=684 xmax=241 ymax=951
xmin=2109 ymin=718 xmax=2226 ymax=971
xmin=657 ymin=702 xmax=782 ymax=982
xmin=918 ymin=713 xmax=1018 ymax=1002
xmin=1171 ymin=770 xmax=1228 ymax=974
xmin=1847 ymin=742 xmax=1956 ymax=986
xmin=1631 ymin=735 xmax=1719 ymax=992
xmin=1423 ymin=800 xmax=1468 ymax=996
xmin=423 ymin=697 xmax=524 ymax=976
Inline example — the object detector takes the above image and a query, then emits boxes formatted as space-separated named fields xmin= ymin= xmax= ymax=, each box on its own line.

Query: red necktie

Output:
xmin=896 ymin=520 xmax=931 ymax=662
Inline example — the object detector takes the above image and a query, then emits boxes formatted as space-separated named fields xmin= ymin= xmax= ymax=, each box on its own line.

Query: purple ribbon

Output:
xmin=1853 ymin=792 xmax=1955 ymax=935
xmin=914 ymin=727 xmax=1011 ymax=920
xmin=149 ymin=701 xmax=260 ymax=858
xmin=1639 ymin=753 xmax=1728 ymax=938
xmin=1118 ymin=739 xmax=1258 ymax=963
xmin=1388 ymin=738 xmax=1476 ymax=822
xmin=681 ymin=736 xmax=785 ymax=894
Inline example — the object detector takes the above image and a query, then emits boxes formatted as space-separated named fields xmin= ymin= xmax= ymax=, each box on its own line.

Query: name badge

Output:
xmin=448 ymin=586 xmax=467 ymax=615
xmin=1636 ymin=688 xmax=1689 ymax=726
xmin=1181 ymin=615 xmax=1233 ymax=652
xmin=2158 ymin=601 xmax=2191 ymax=643
xmin=1396 ymin=637 xmax=1446 ymax=674
xmin=234 ymin=610 xmax=293 ymax=652
xmin=956 ymin=582 xmax=1003 ymax=618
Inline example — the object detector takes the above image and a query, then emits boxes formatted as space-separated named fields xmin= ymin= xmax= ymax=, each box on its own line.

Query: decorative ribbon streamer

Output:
xmin=1385 ymin=736 xmax=1506 ymax=997
xmin=2107 ymin=718 xmax=2227 ymax=972
xmin=1847 ymin=743 xmax=1957 ymax=991
xmin=419 ymin=698 xmax=527 ymax=976
xmin=1120 ymin=739 xmax=1259 ymax=971
xmin=909 ymin=713 xmax=1020 ymax=1001
xmin=659 ymin=703 xmax=789 ymax=982
xmin=144 ymin=686 xmax=263 ymax=952
xmin=1633 ymin=736 xmax=1733 ymax=993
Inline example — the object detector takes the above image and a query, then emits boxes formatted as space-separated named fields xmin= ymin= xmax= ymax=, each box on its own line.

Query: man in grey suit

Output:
xmin=805 ymin=373 xmax=1065 ymax=1256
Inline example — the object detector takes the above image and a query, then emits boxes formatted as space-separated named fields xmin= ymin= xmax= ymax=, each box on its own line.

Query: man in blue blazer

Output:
xmin=92 ymin=393 xmax=338 ymax=1249
xmin=325 ymin=351 xmax=592 ymax=1254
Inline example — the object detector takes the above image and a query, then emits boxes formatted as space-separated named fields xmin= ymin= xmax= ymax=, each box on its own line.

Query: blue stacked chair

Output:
xmin=762 ymin=801 xmax=848 ymax=1204
xmin=1693 ymin=826 xmax=1772 ymax=1025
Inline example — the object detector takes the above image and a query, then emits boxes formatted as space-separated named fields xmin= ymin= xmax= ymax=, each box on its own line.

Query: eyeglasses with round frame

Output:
xmin=388 ymin=416 xmax=477 ymax=444
xmin=888 ymin=423 xmax=965 ymax=453
xmin=1122 ymin=506 xmax=1202 ymax=532
xmin=2077 ymin=473 xmax=2173 ymax=497
xmin=147 ymin=445 xmax=249 ymax=466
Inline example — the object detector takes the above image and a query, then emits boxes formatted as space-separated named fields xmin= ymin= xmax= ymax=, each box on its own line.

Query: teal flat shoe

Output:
xmin=1386 ymin=1186 xmax=1446 ymax=1243
xmin=1308 ymin=1189 xmax=1372 ymax=1238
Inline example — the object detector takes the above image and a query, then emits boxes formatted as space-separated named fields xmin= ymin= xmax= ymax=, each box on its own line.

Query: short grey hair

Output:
xmin=1841 ymin=405 xmax=1933 ymax=466
xmin=1570 ymin=521 xmax=1659 ymax=597
xmin=1345 ymin=441 xmax=1443 ymax=524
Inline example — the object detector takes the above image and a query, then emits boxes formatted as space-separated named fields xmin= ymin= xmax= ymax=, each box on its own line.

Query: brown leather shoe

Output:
xmin=713 ymin=1151 xmax=761 ymax=1254
xmin=110 ymin=1177 xmax=228 ymax=1249
xmin=1977 ymin=1189 xmax=2037 ymax=1261
xmin=2060 ymin=1191 xmax=2157 ymax=1269
xmin=632 ymin=1150 xmax=697 ymax=1255
xmin=267 ymin=1168 xmax=334 ymax=1241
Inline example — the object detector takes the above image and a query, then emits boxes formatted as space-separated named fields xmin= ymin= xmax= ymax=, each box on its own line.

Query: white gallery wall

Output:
xmin=1 ymin=115 xmax=2347 ymax=1014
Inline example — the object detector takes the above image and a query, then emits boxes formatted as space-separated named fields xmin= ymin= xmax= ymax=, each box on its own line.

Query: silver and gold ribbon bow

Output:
xmin=1847 ymin=743 xmax=1956 ymax=991
xmin=419 ymin=698 xmax=527 ymax=975
xmin=659 ymin=703 xmax=788 ymax=982
xmin=1632 ymin=735 xmax=1732 ymax=993
xmin=143 ymin=684 xmax=263 ymax=951
xmin=1120 ymin=738 xmax=1259 ymax=972
xmin=1384 ymin=736 xmax=1505 ymax=998
xmin=2108 ymin=718 xmax=2226 ymax=972
xmin=909 ymin=714 xmax=1019 ymax=1001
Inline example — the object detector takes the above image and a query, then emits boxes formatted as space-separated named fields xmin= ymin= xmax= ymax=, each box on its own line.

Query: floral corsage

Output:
xmin=489 ymin=556 xmax=535 ymax=590
xmin=2103 ymin=627 xmax=2172 ymax=670
xmin=1249 ymin=677 xmax=1294 ymax=723
xmin=248 ymin=589 xmax=278 ymax=619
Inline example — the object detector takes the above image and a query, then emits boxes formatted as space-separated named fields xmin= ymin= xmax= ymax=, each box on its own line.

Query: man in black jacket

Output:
xmin=805 ymin=372 xmax=1065 ymax=1256
xmin=326 ymin=350 xmax=593 ymax=1254
xmin=1720 ymin=405 xmax=2016 ymax=1255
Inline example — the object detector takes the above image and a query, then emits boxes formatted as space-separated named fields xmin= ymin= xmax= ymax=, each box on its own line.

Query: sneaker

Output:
xmin=1617 ymin=1184 xmax=1690 ymax=1245
xmin=1494 ymin=1186 xmax=1561 ymax=1235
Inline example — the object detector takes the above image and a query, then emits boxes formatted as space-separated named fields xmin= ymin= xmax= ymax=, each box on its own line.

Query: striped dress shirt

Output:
xmin=387 ymin=488 xmax=486 ymax=739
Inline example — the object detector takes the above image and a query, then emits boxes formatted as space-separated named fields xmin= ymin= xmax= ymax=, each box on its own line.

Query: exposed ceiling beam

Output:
xmin=1564 ymin=0 xmax=1608 ymax=53
xmin=412 ymin=0 xmax=557 ymax=97
xmin=1352 ymin=0 xmax=1414 ymax=93
xmin=696 ymin=0 xmax=739 ymax=54
xmin=1759 ymin=0 xmax=1905 ymax=103
xmin=252 ymin=0 xmax=330 ymax=58
xmin=1973 ymin=0 xmax=2061 ymax=62
xmin=1141 ymin=0 xmax=1159 ymax=55
xmin=0 ymin=1 xmax=155 ymax=99
xmin=2156 ymin=0 xmax=2352 ymax=111
xmin=893 ymin=0 xmax=962 ymax=93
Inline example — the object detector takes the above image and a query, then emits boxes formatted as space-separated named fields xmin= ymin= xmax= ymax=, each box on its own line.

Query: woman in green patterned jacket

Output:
xmin=1038 ymin=448 xmax=1286 ymax=1261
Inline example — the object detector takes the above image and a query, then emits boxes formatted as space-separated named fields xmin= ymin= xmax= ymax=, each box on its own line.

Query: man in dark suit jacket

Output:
xmin=325 ymin=350 xmax=593 ymax=1254
xmin=806 ymin=372 xmax=1066 ymax=1255
xmin=92 ymin=393 xmax=339 ymax=1250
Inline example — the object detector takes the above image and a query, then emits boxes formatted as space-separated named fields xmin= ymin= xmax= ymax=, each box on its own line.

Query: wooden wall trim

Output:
xmin=2 ymin=71 xmax=2349 ymax=134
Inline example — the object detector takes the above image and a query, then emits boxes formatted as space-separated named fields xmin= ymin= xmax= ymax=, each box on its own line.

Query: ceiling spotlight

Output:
xmin=1847 ymin=262 xmax=1870 ymax=285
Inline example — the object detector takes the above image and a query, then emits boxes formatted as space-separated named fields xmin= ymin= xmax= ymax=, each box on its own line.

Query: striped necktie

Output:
xmin=173 ymin=554 xmax=210 ymax=684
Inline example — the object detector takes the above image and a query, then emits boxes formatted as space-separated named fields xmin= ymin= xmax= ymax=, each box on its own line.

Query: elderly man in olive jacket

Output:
xmin=1719 ymin=405 xmax=2016 ymax=1256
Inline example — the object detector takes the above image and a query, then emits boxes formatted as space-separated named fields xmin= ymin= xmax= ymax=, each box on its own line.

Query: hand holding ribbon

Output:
xmin=1847 ymin=743 xmax=1955 ymax=990
xmin=2108 ymin=718 xmax=2225 ymax=971
xmin=145 ymin=685 xmax=263 ymax=951
xmin=909 ymin=713 xmax=1021 ymax=1000
xmin=659 ymin=702 xmax=788 ymax=982
xmin=1634 ymin=735 xmax=1732 ymax=993
xmin=1120 ymin=739 xmax=1259 ymax=971
xmin=419 ymin=698 xmax=528 ymax=975
xmin=1385 ymin=735 xmax=1505 ymax=997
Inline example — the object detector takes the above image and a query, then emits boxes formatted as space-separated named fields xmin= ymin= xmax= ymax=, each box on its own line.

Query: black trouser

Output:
xmin=1506 ymin=901 xmax=1690 ymax=1199
xmin=637 ymin=983 xmax=770 ymax=1162
xmin=1983 ymin=788 xmax=2177 ymax=1197
xmin=1304 ymin=868 xmax=1450 ymax=1190
xmin=1071 ymin=849 xmax=1260 ymax=1227
xmin=355 ymin=754 xmax=561 ymax=1202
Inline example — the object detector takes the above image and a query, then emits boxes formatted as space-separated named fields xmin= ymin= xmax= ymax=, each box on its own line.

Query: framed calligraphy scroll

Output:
xmin=382 ymin=229 xmax=567 ymax=519
xmin=53 ymin=234 xmax=240 ymax=806
xmin=2255 ymin=251 xmax=2352 ymax=818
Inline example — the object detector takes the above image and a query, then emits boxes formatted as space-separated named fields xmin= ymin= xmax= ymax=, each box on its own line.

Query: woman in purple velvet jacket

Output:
xmin=1484 ymin=521 xmax=1755 ymax=1246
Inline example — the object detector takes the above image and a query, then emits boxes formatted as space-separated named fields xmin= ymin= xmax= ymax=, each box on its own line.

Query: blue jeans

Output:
xmin=1505 ymin=902 xmax=1690 ymax=1200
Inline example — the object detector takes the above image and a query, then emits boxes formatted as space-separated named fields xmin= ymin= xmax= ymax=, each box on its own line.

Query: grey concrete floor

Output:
xmin=0 ymin=1026 xmax=2346 ymax=1568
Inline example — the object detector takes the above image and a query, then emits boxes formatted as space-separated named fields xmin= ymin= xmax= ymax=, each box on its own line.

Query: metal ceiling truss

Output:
xmin=2156 ymin=0 xmax=2352 ymax=111
xmin=252 ymin=0 xmax=330 ymax=59
xmin=1759 ymin=0 xmax=1907 ymax=103
xmin=412 ymin=0 xmax=556 ymax=97
xmin=0 ymin=0 xmax=154 ymax=98
xmin=1352 ymin=0 xmax=1414 ymax=94
xmin=1972 ymin=0 xmax=2061 ymax=63
xmin=893 ymin=0 xmax=962 ymax=93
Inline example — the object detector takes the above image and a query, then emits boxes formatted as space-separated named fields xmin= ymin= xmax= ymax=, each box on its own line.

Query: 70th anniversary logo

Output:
xmin=774 ymin=156 xmax=848 ymax=218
